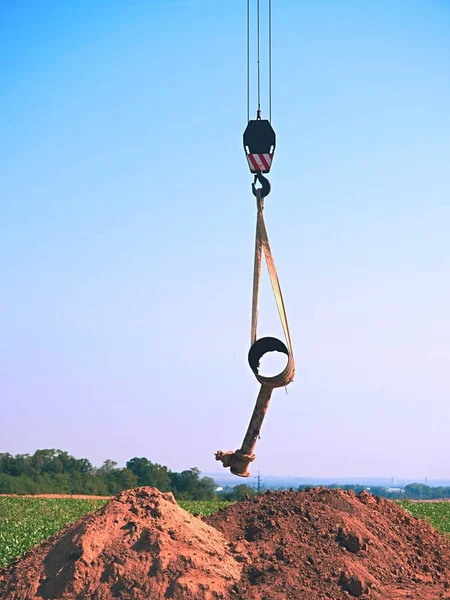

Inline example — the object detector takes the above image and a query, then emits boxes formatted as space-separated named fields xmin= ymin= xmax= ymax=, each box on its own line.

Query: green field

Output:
xmin=1 ymin=497 xmax=450 ymax=569
xmin=398 ymin=500 xmax=450 ymax=536
xmin=0 ymin=497 xmax=229 ymax=568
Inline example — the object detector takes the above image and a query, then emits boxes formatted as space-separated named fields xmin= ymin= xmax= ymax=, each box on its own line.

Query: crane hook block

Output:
xmin=243 ymin=119 xmax=276 ymax=174
xmin=252 ymin=172 xmax=271 ymax=199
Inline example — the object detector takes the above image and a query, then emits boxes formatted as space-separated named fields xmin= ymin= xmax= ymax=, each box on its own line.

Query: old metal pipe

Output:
xmin=215 ymin=384 xmax=273 ymax=477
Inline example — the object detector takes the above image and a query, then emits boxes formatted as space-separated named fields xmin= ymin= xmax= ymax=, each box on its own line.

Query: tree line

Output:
xmin=297 ymin=484 xmax=407 ymax=499
xmin=297 ymin=483 xmax=450 ymax=500
xmin=0 ymin=450 xmax=217 ymax=500
xmin=401 ymin=483 xmax=450 ymax=500
xmin=219 ymin=482 xmax=450 ymax=501
xmin=1 ymin=450 xmax=448 ymax=501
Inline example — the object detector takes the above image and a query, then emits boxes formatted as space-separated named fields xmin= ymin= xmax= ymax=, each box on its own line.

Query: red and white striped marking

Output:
xmin=246 ymin=153 xmax=273 ymax=172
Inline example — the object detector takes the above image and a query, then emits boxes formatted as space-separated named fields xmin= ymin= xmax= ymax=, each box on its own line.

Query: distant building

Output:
xmin=386 ymin=487 xmax=405 ymax=494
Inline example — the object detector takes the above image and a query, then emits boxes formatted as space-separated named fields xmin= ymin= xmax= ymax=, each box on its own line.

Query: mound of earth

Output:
xmin=206 ymin=487 xmax=450 ymax=599
xmin=2 ymin=487 xmax=450 ymax=600
xmin=0 ymin=487 xmax=241 ymax=600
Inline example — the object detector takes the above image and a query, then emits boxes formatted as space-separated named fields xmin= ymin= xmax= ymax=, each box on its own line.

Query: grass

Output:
xmin=2 ymin=497 xmax=450 ymax=569
xmin=0 ymin=497 xmax=229 ymax=568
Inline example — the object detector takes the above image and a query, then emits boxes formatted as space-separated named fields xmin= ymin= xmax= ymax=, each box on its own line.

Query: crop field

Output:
xmin=399 ymin=500 xmax=450 ymax=536
xmin=0 ymin=497 xmax=229 ymax=568
xmin=1 ymin=497 xmax=450 ymax=569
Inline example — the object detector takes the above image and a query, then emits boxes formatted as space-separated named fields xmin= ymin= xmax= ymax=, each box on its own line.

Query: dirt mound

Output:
xmin=0 ymin=487 xmax=241 ymax=600
xmin=2 ymin=487 xmax=450 ymax=600
xmin=206 ymin=487 xmax=450 ymax=599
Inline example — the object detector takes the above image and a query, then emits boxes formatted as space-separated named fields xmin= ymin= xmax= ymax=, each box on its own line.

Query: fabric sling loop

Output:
xmin=215 ymin=188 xmax=295 ymax=477
xmin=250 ymin=190 xmax=295 ymax=388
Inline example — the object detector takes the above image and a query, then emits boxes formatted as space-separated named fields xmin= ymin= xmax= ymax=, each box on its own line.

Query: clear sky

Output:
xmin=1 ymin=0 xmax=449 ymax=479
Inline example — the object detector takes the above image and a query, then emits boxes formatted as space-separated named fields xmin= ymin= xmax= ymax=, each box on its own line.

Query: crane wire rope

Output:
xmin=247 ymin=0 xmax=250 ymax=122
xmin=247 ymin=0 xmax=272 ymax=121
xmin=269 ymin=0 xmax=272 ymax=122
xmin=257 ymin=0 xmax=261 ymax=115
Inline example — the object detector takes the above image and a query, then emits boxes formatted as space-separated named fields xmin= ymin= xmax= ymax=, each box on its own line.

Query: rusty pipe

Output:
xmin=215 ymin=183 xmax=295 ymax=478
xmin=215 ymin=337 xmax=294 ymax=478
xmin=215 ymin=384 xmax=273 ymax=477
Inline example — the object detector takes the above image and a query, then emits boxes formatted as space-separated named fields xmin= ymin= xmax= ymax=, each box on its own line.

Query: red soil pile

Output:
xmin=0 ymin=487 xmax=241 ymax=600
xmin=2 ymin=487 xmax=450 ymax=600
xmin=206 ymin=487 xmax=450 ymax=599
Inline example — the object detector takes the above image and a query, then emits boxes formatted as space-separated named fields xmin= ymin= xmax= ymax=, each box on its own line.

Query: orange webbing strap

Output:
xmin=250 ymin=192 xmax=295 ymax=388
xmin=214 ymin=189 xmax=295 ymax=477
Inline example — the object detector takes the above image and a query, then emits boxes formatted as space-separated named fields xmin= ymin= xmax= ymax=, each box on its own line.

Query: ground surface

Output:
xmin=0 ymin=496 xmax=227 ymax=567
xmin=1 ymin=488 xmax=450 ymax=599
xmin=0 ymin=488 xmax=239 ymax=600
xmin=1 ymin=495 xmax=450 ymax=568
xmin=207 ymin=489 xmax=450 ymax=599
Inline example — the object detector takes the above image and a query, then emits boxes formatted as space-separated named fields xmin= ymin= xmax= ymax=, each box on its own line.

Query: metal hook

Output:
xmin=252 ymin=172 xmax=271 ymax=199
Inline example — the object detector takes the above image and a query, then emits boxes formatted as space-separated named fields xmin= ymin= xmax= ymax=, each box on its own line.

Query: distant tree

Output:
xmin=193 ymin=476 xmax=217 ymax=500
xmin=0 ymin=473 xmax=38 ymax=494
xmin=74 ymin=458 xmax=93 ymax=474
xmin=117 ymin=468 xmax=138 ymax=490
xmin=222 ymin=484 xmax=256 ymax=501
xmin=30 ymin=449 xmax=60 ymax=479
xmin=103 ymin=468 xmax=138 ymax=495
xmin=170 ymin=467 xmax=201 ymax=499
xmin=0 ymin=453 xmax=16 ymax=476
xmin=83 ymin=474 xmax=108 ymax=496
xmin=170 ymin=468 xmax=218 ymax=500
xmin=0 ymin=474 xmax=15 ymax=493
xmin=97 ymin=460 xmax=119 ymax=475
xmin=48 ymin=473 xmax=72 ymax=494
xmin=104 ymin=459 xmax=118 ymax=472
xmin=126 ymin=457 xmax=171 ymax=491
xmin=9 ymin=454 xmax=32 ymax=478
xmin=55 ymin=450 xmax=78 ymax=474
xmin=405 ymin=483 xmax=431 ymax=500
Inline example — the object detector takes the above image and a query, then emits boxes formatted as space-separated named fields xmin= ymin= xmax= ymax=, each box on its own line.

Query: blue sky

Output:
xmin=1 ymin=0 xmax=449 ymax=479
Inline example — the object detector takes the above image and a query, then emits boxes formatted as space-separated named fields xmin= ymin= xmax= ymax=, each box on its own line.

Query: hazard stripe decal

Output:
xmin=246 ymin=153 xmax=274 ymax=172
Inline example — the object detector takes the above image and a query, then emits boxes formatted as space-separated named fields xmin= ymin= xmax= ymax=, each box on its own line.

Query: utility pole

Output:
xmin=257 ymin=471 xmax=261 ymax=495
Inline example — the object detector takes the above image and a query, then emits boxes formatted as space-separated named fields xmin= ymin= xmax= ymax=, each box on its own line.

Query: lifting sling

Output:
xmin=215 ymin=0 xmax=295 ymax=477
